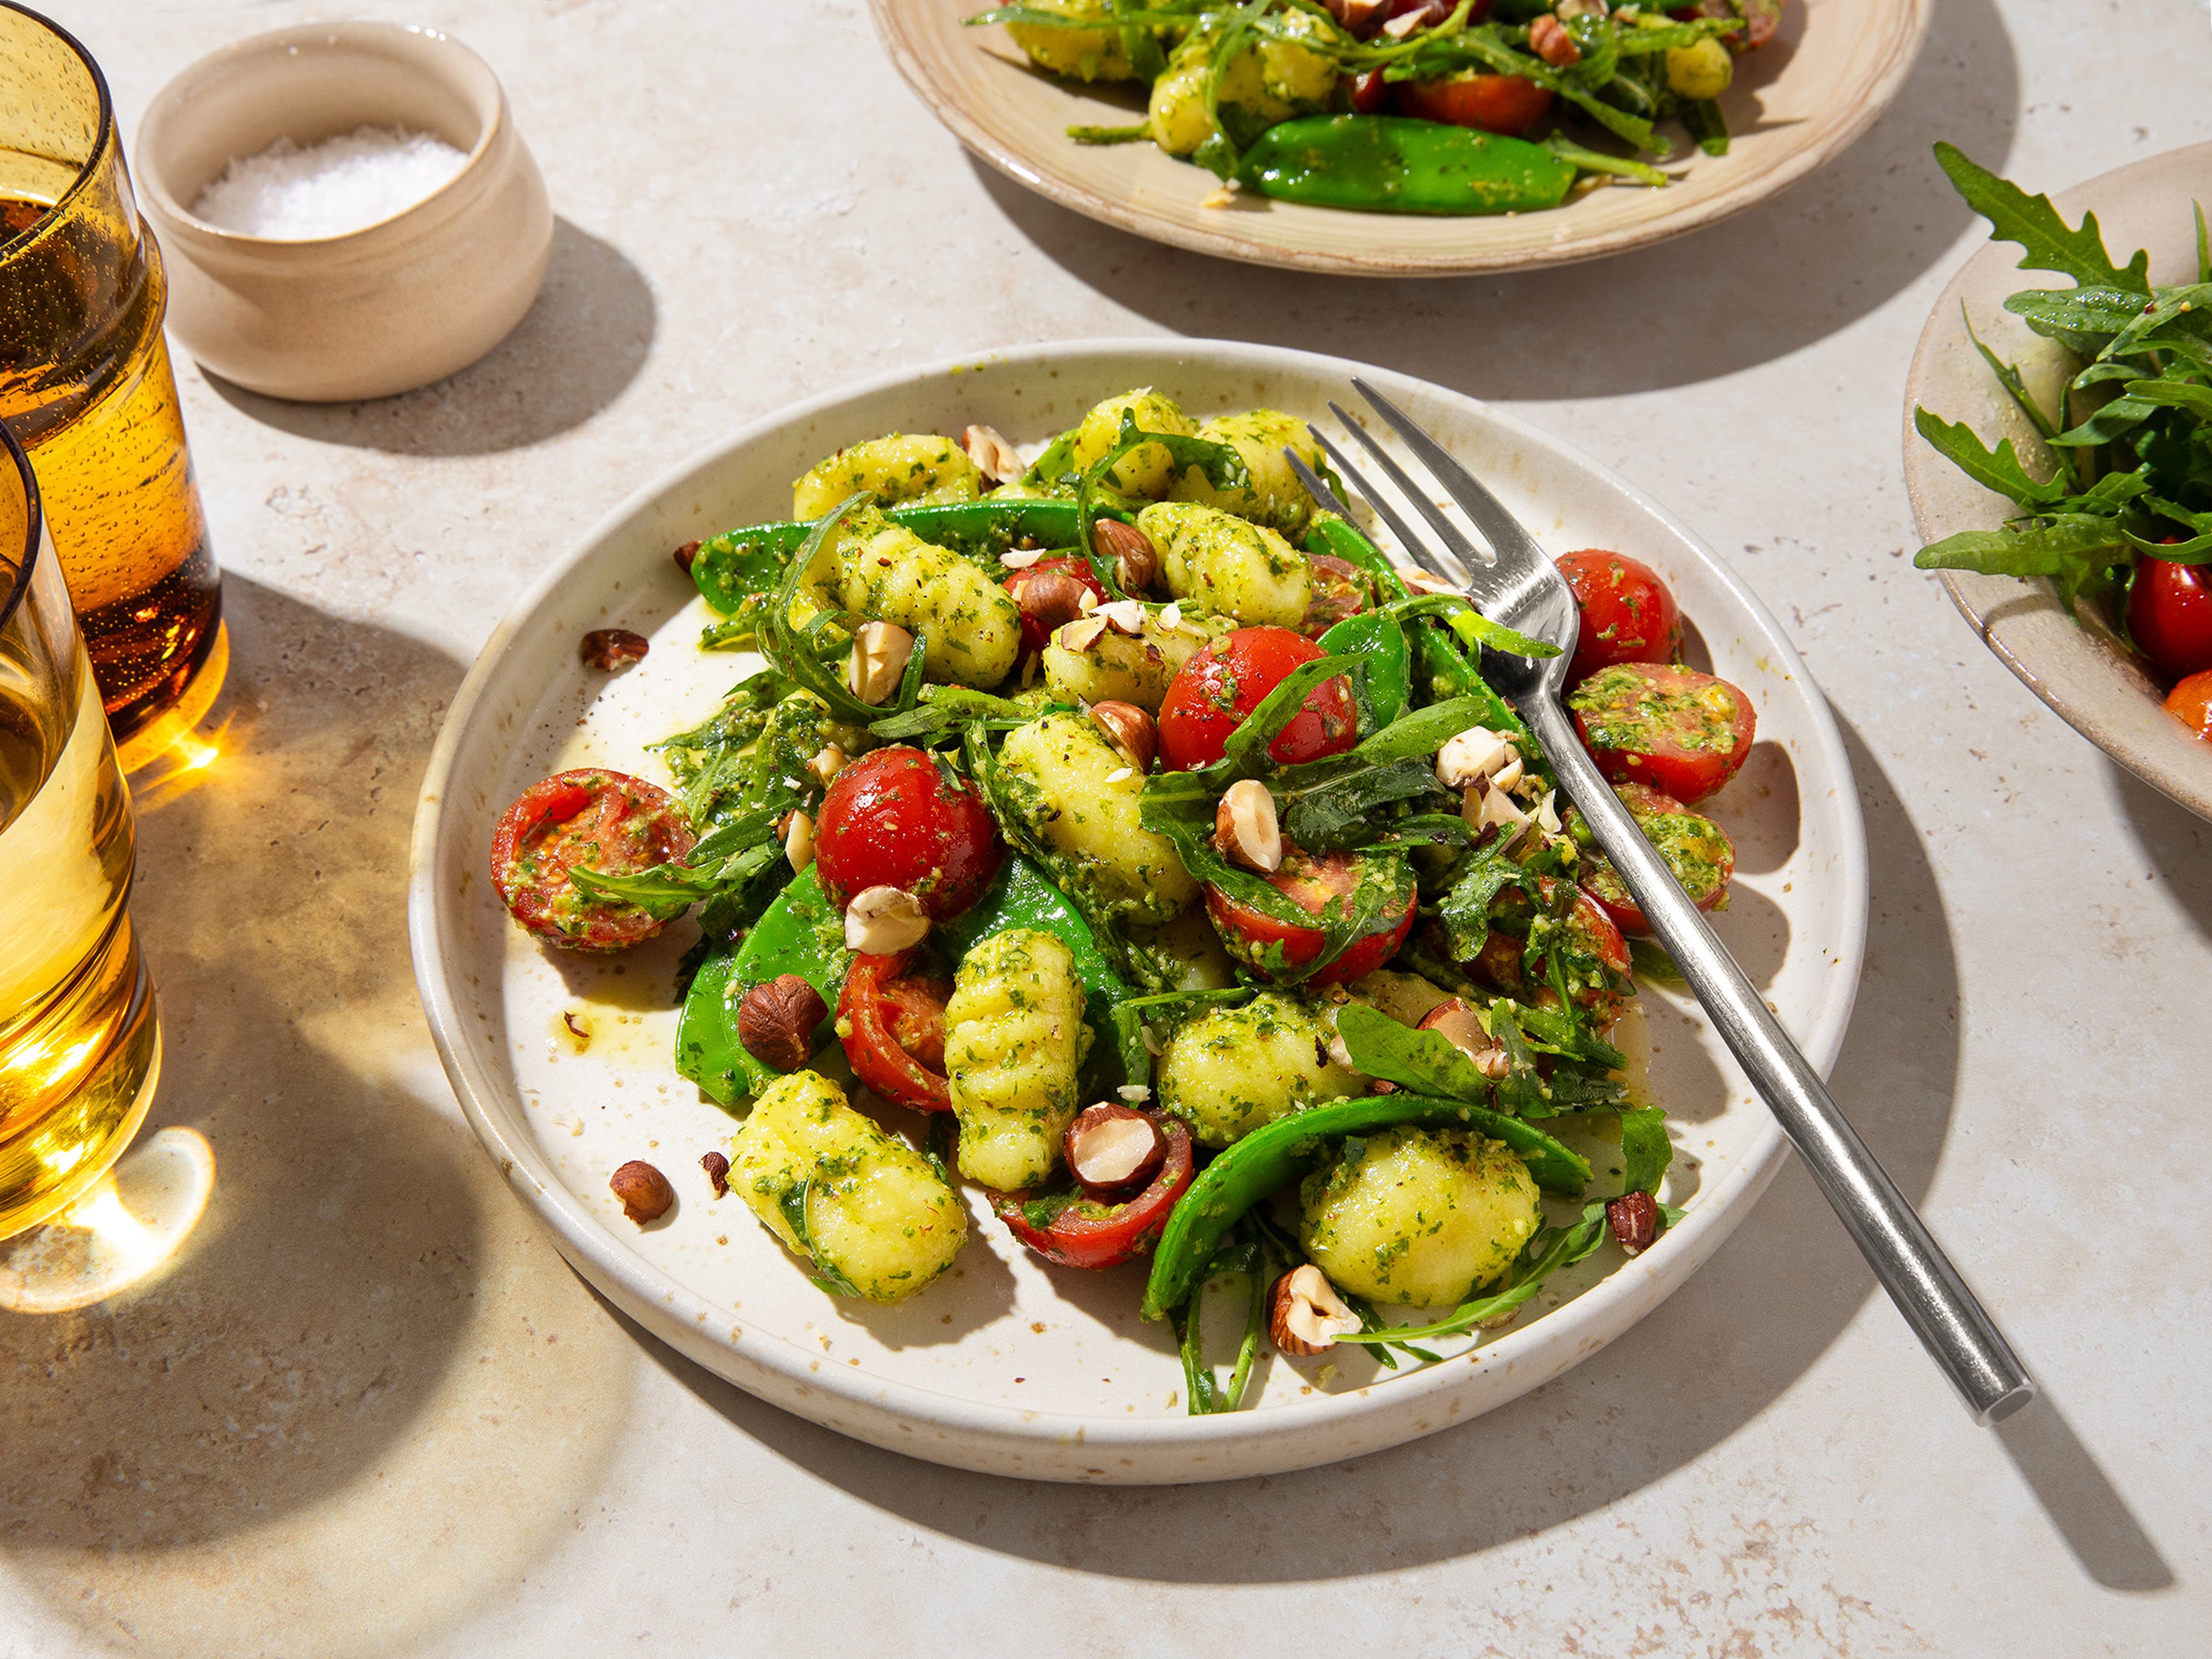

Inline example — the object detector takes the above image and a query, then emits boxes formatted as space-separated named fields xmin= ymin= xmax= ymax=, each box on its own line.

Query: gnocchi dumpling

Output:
xmin=944 ymin=929 xmax=1092 ymax=1191
xmin=997 ymin=710 xmax=1198 ymax=925
xmin=1070 ymin=388 xmax=1199 ymax=498
xmin=1137 ymin=501 xmax=1311 ymax=628
xmin=1040 ymin=605 xmax=1225 ymax=711
xmin=729 ymin=1070 xmax=967 ymax=1302
xmin=1300 ymin=1127 xmax=1540 ymax=1306
xmin=1169 ymin=410 xmax=1328 ymax=535
xmin=827 ymin=510 xmax=1021 ymax=687
xmin=1155 ymin=992 xmax=1361 ymax=1147
xmin=1007 ymin=0 xmax=1139 ymax=82
xmin=794 ymin=433 xmax=982 ymax=520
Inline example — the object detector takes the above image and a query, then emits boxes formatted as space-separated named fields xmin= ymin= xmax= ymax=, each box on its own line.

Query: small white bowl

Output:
xmin=135 ymin=21 xmax=551 ymax=403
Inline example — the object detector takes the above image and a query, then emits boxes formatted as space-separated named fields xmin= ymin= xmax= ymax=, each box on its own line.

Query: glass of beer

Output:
xmin=0 ymin=417 xmax=162 ymax=1240
xmin=0 ymin=2 xmax=223 ymax=771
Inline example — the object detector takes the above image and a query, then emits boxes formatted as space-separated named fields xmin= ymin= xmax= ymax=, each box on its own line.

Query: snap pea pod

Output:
xmin=1140 ymin=1092 xmax=1590 ymax=1320
xmin=688 ymin=498 xmax=1107 ymax=616
xmin=1319 ymin=609 xmax=1412 ymax=730
xmin=1237 ymin=116 xmax=1577 ymax=217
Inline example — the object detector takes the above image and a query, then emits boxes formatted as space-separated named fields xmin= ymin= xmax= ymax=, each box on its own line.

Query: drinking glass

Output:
xmin=0 ymin=416 xmax=161 ymax=1240
xmin=0 ymin=2 xmax=224 ymax=771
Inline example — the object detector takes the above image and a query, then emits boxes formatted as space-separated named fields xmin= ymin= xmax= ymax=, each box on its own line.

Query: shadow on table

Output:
xmin=2107 ymin=761 xmax=2212 ymax=944
xmin=646 ymin=711 xmax=2093 ymax=1584
xmin=0 ymin=578 xmax=631 ymax=1656
xmin=969 ymin=0 xmax=2018 ymax=399
xmin=203 ymin=217 xmax=656 ymax=456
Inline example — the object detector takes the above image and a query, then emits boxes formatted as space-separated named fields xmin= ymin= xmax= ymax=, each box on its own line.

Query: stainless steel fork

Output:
xmin=1288 ymin=379 xmax=2035 ymax=1425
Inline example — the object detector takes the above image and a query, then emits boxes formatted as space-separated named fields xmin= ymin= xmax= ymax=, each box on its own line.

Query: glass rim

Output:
xmin=0 ymin=2 xmax=117 ymax=262
xmin=0 ymin=419 xmax=44 ymax=639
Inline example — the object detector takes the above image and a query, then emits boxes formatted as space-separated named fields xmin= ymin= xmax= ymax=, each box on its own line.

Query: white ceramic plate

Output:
xmin=408 ymin=341 xmax=1868 ymax=1483
xmin=872 ymin=0 xmax=1928 ymax=278
xmin=1903 ymin=142 xmax=2212 ymax=821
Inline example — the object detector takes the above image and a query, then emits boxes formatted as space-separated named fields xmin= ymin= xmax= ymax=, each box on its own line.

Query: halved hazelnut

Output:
xmin=737 ymin=973 xmax=827 ymax=1073
xmin=1093 ymin=518 xmax=1160 ymax=594
xmin=845 ymin=885 xmax=930 ymax=953
xmin=1268 ymin=1264 xmax=1363 ymax=1356
xmin=781 ymin=809 xmax=815 ymax=873
xmin=1055 ymin=614 xmax=1109 ymax=653
xmin=1089 ymin=700 xmax=1157 ymax=774
xmin=849 ymin=620 xmax=915 ymax=704
xmin=1064 ymin=1104 xmax=1166 ymax=1199
xmin=1214 ymin=778 xmax=1283 ymax=873
xmin=962 ymin=423 xmax=1025 ymax=484
xmin=808 ymin=745 xmax=849 ymax=789
xmin=1094 ymin=597 xmax=1146 ymax=636
xmin=1436 ymin=725 xmax=1517 ymax=789
xmin=610 ymin=1160 xmax=675 ymax=1226
xmin=1418 ymin=997 xmax=1510 ymax=1080
xmin=1013 ymin=569 xmax=1092 ymax=642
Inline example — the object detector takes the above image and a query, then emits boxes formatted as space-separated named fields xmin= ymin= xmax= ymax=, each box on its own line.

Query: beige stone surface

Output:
xmin=3 ymin=0 xmax=2206 ymax=1653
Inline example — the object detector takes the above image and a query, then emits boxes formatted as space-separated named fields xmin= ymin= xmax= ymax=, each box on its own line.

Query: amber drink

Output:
xmin=0 ymin=418 xmax=160 ymax=1238
xmin=0 ymin=3 xmax=222 ymax=770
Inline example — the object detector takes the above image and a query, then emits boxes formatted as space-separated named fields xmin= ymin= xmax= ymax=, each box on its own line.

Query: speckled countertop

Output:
xmin=4 ymin=2 xmax=2207 ymax=1654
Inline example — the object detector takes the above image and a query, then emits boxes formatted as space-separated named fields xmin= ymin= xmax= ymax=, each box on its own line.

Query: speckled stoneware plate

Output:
xmin=408 ymin=340 xmax=1868 ymax=1483
xmin=870 ymin=0 xmax=1927 ymax=277
xmin=1904 ymin=143 xmax=2212 ymax=822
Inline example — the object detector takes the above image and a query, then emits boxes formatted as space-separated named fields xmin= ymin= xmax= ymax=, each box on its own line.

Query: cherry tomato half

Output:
xmin=2165 ymin=669 xmax=2212 ymax=741
xmin=837 ymin=949 xmax=953 ymax=1113
xmin=1157 ymin=627 xmax=1359 ymax=772
xmin=1569 ymin=661 xmax=1757 ymax=805
xmin=490 ymin=768 xmax=695 ymax=952
xmin=815 ymin=745 xmax=1004 ymax=918
xmin=1396 ymin=71 xmax=1554 ymax=138
xmin=1004 ymin=556 xmax=1109 ymax=662
xmin=1571 ymin=782 xmax=1736 ymax=936
xmin=1457 ymin=877 xmax=1631 ymax=1028
xmin=993 ymin=1115 xmax=1195 ymax=1270
xmin=2127 ymin=558 xmax=2212 ymax=681
xmin=1556 ymin=550 xmax=1683 ymax=687
xmin=1205 ymin=848 xmax=1418 ymax=987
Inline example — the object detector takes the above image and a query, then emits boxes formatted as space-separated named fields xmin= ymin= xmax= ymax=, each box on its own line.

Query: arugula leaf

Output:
xmin=1911 ymin=407 xmax=2065 ymax=507
xmin=1334 ymin=1002 xmax=1494 ymax=1103
xmin=1934 ymin=143 xmax=2150 ymax=294
xmin=1617 ymin=1106 xmax=1672 ymax=1195
xmin=1914 ymin=516 xmax=2130 ymax=577
xmin=2002 ymin=286 xmax=2150 ymax=347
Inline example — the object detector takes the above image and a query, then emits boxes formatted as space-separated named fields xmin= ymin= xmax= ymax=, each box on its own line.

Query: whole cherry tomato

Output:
xmin=836 ymin=949 xmax=952 ymax=1113
xmin=1555 ymin=550 xmax=1683 ymax=687
xmin=1157 ymin=626 xmax=1359 ymax=771
xmin=1568 ymin=661 xmax=1757 ymax=804
xmin=1395 ymin=72 xmax=1554 ymax=138
xmin=490 ymin=768 xmax=695 ymax=952
xmin=993 ymin=1115 xmax=1195 ymax=1270
xmin=2127 ymin=558 xmax=2212 ymax=680
xmin=1204 ymin=848 xmax=1417 ymax=986
xmin=815 ymin=745 xmax=1003 ymax=918
xmin=1004 ymin=556 xmax=1109 ymax=663
xmin=2165 ymin=669 xmax=2212 ymax=741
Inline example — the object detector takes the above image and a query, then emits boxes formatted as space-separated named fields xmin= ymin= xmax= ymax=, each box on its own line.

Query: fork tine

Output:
xmin=1279 ymin=448 xmax=1354 ymax=522
xmin=1299 ymin=431 xmax=1456 ymax=589
xmin=1350 ymin=378 xmax=1552 ymax=577
xmin=1323 ymin=400 xmax=1499 ymax=584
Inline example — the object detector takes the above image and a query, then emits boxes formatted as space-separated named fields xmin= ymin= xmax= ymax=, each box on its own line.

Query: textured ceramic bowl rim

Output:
xmin=1902 ymin=142 xmax=2212 ymax=821
xmin=132 ymin=20 xmax=507 ymax=252
xmin=869 ymin=0 xmax=1931 ymax=278
xmin=408 ymin=339 xmax=1869 ymax=1480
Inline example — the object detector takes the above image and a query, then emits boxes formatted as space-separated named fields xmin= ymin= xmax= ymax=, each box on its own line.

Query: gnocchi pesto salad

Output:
xmin=969 ymin=0 xmax=1787 ymax=216
xmin=488 ymin=388 xmax=1762 ymax=1410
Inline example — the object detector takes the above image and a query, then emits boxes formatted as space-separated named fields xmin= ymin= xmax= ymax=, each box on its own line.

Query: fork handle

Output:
xmin=1520 ymin=693 xmax=2036 ymax=1425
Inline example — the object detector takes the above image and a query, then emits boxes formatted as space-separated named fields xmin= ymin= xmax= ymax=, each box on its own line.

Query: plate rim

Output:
xmin=868 ymin=0 xmax=1933 ymax=278
xmin=1900 ymin=139 xmax=2212 ymax=821
xmin=407 ymin=337 xmax=1869 ymax=1480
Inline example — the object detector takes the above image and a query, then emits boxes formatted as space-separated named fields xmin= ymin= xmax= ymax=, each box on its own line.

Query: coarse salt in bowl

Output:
xmin=134 ymin=22 xmax=552 ymax=402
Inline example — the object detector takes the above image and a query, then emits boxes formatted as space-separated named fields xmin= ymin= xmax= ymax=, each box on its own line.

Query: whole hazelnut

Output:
xmin=737 ymin=974 xmax=828 ymax=1073
xmin=1092 ymin=518 xmax=1160 ymax=594
xmin=610 ymin=1160 xmax=675 ymax=1225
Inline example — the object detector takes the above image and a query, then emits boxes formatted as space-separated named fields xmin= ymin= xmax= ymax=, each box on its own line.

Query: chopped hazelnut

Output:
xmin=1214 ymin=778 xmax=1283 ymax=873
xmin=845 ymin=885 xmax=930 ymax=953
